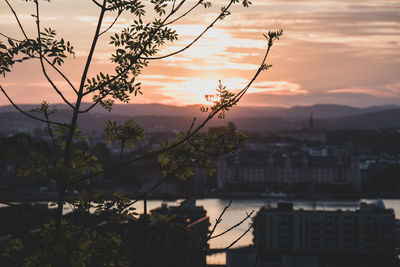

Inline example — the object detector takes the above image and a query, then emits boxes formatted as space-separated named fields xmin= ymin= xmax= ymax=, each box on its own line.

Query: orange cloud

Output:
xmin=1 ymin=0 xmax=399 ymax=108
xmin=249 ymin=81 xmax=307 ymax=95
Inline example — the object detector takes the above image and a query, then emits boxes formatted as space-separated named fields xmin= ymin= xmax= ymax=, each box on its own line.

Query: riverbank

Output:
xmin=2 ymin=189 xmax=400 ymax=202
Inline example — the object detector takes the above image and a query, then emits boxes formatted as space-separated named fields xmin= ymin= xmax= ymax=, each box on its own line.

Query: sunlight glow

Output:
xmin=0 ymin=0 xmax=398 ymax=107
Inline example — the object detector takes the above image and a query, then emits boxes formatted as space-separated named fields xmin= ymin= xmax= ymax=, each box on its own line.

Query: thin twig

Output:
xmin=164 ymin=0 xmax=202 ymax=27
xmin=34 ymin=0 xmax=75 ymax=109
xmin=99 ymin=9 xmax=122 ymax=37
xmin=184 ymin=199 xmax=232 ymax=266
xmin=143 ymin=0 xmax=234 ymax=61
xmin=54 ymin=0 xmax=107 ymax=239
xmin=171 ymin=0 xmax=177 ymax=12
xmin=91 ymin=0 xmax=103 ymax=8
xmin=130 ymin=156 xmax=192 ymax=205
xmin=69 ymin=39 xmax=273 ymax=186
xmin=224 ymin=218 xmax=255 ymax=250
xmin=210 ymin=210 xmax=254 ymax=239
xmin=43 ymin=108 xmax=59 ymax=151
xmin=4 ymin=0 xmax=29 ymax=40
xmin=0 ymin=85 xmax=69 ymax=127
xmin=0 ymin=32 xmax=21 ymax=42
xmin=187 ymin=117 xmax=196 ymax=134
xmin=5 ymin=0 xmax=77 ymax=94
xmin=79 ymin=0 xmax=226 ymax=110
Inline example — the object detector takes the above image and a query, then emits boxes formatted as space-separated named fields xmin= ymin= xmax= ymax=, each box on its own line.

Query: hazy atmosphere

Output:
xmin=1 ymin=0 xmax=400 ymax=266
xmin=1 ymin=0 xmax=399 ymax=107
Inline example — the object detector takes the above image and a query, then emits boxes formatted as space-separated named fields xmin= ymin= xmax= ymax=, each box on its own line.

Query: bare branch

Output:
xmin=91 ymin=0 xmax=103 ymax=8
xmin=143 ymin=0 xmax=234 ymax=61
xmin=70 ymin=38 xmax=276 ymax=185
xmin=2 ymin=19 xmax=77 ymax=95
xmin=41 ymin=56 xmax=78 ymax=95
xmin=231 ymin=43 xmax=272 ymax=104
xmin=55 ymin=1 xmax=108 ymax=236
xmin=171 ymin=0 xmax=177 ymax=12
xmin=164 ymin=0 xmax=202 ymax=27
xmin=43 ymin=107 xmax=59 ymax=151
xmin=223 ymin=218 xmax=255 ymax=250
xmin=0 ymin=85 xmax=69 ymax=127
xmin=210 ymin=199 xmax=232 ymax=237
xmin=188 ymin=117 xmax=197 ymax=134
xmin=130 ymin=156 xmax=192 ymax=206
xmin=184 ymin=199 xmax=232 ymax=266
xmin=77 ymin=1 xmax=107 ymax=96
xmin=0 ymin=32 xmax=21 ymax=42
xmin=210 ymin=210 xmax=254 ymax=239
xmin=80 ymin=0 xmax=197 ymax=100
xmin=0 ymin=37 xmax=77 ymax=94
xmin=78 ymin=97 xmax=100 ymax=113
xmin=171 ymin=0 xmax=186 ymax=15
xmin=187 ymin=139 xmax=225 ymax=157
xmin=4 ymin=0 xmax=29 ymax=40
xmin=98 ymin=9 xmax=122 ymax=37
xmin=5 ymin=1 xmax=77 ymax=94
xmin=34 ymin=0 xmax=75 ymax=109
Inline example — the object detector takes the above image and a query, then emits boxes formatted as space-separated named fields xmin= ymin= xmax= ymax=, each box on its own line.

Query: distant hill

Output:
xmin=1 ymin=103 xmax=400 ymax=135
xmin=0 ymin=103 xmax=398 ymax=119
xmin=229 ymin=108 xmax=400 ymax=132
xmin=320 ymin=108 xmax=400 ymax=129
xmin=265 ymin=104 xmax=400 ymax=119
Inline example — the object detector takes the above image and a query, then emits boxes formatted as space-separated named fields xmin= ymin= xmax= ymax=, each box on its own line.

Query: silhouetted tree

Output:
xmin=0 ymin=0 xmax=282 ymax=265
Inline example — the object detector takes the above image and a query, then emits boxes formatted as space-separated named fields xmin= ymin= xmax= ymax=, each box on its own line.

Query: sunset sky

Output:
xmin=0 ymin=0 xmax=399 ymax=108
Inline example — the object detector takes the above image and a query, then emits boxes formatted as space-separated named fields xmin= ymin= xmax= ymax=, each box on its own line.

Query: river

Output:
xmin=133 ymin=198 xmax=400 ymax=265
xmin=3 ymin=198 xmax=400 ymax=265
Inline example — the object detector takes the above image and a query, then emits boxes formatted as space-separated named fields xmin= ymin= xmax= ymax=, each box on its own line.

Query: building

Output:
xmin=254 ymin=201 xmax=395 ymax=254
xmin=232 ymin=201 xmax=398 ymax=266
xmin=149 ymin=198 xmax=210 ymax=267
xmin=63 ymin=198 xmax=210 ymax=267
xmin=217 ymin=151 xmax=361 ymax=192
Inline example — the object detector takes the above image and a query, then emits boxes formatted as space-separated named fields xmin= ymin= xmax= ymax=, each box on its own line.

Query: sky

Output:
xmin=0 ymin=0 xmax=399 ymax=108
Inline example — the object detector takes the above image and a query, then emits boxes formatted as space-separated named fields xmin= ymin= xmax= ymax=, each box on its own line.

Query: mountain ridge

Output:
xmin=1 ymin=103 xmax=400 ymax=134
xmin=0 ymin=103 xmax=398 ymax=119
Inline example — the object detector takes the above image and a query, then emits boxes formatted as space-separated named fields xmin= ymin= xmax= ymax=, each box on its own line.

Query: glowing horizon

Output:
xmin=0 ymin=0 xmax=399 ymax=108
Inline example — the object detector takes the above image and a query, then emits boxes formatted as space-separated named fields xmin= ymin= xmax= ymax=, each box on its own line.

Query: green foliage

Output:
xmin=158 ymin=126 xmax=247 ymax=180
xmin=0 ymin=0 xmax=280 ymax=265
xmin=86 ymin=1 xmax=180 ymax=110
xmin=104 ymin=120 xmax=145 ymax=151
xmin=31 ymin=101 xmax=57 ymax=116
xmin=39 ymin=27 xmax=75 ymax=65
xmin=93 ymin=192 xmax=137 ymax=220
xmin=53 ymin=125 xmax=88 ymax=151
xmin=201 ymin=80 xmax=236 ymax=119
xmin=0 ymin=238 xmax=23 ymax=260
xmin=0 ymin=238 xmax=24 ymax=267
xmin=0 ymin=28 xmax=74 ymax=77
xmin=263 ymin=29 xmax=283 ymax=46
xmin=92 ymin=142 xmax=111 ymax=162
xmin=18 ymin=146 xmax=102 ymax=185
xmin=0 ymin=38 xmax=35 ymax=77
xmin=23 ymin=220 xmax=130 ymax=267
xmin=17 ymin=119 xmax=101 ymax=184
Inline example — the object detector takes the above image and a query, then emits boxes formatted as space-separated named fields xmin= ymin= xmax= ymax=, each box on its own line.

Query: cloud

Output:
xmin=328 ymin=82 xmax=400 ymax=97
xmin=249 ymin=81 xmax=307 ymax=95
xmin=135 ymin=75 xmax=306 ymax=105
xmin=1 ymin=0 xmax=399 ymax=108
xmin=328 ymin=87 xmax=386 ymax=97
